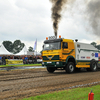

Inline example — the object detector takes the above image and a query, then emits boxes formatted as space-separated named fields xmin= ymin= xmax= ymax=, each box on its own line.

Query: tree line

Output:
xmin=2 ymin=40 xmax=100 ymax=54
xmin=2 ymin=40 xmax=34 ymax=54
xmin=91 ymin=42 xmax=100 ymax=50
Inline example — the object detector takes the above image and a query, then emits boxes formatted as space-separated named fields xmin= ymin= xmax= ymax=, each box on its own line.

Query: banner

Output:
xmin=6 ymin=59 xmax=23 ymax=65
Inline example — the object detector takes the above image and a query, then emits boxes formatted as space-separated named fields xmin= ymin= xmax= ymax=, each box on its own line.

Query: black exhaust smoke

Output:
xmin=86 ymin=0 xmax=100 ymax=36
xmin=49 ymin=0 xmax=100 ymax=39
xmin=50 ymin=0 xmax=67 ymax=38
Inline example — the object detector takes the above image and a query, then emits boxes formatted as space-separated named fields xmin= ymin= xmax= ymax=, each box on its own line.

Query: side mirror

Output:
xmin=42 ymin=45 xmax=44 ymax=49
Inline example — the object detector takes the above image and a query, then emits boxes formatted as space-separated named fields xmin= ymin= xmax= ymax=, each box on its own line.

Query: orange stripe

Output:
xmin=76 ymin=65 xmax=90 ymax=68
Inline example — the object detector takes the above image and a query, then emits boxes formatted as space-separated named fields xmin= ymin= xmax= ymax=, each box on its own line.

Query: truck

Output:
xmin=42 ymin=36 xmax=100 ymax=73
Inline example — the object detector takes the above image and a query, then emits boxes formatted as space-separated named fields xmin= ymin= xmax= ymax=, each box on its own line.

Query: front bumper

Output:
xmin=42 ymin=61 xmax=66 ymax=67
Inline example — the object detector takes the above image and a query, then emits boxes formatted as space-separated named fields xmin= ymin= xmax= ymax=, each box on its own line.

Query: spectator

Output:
xmin=10 ymin=56 xmax=13 ymax=59
xmin=0 ymin=55 xmax=2 ymax=65
xmin=2 ymin=55 xmax=6 ymax=65
xmin=24 ymin=55 xmax=28 ymax=64
xmin=33 ymin=56 xmax=37 ymax=64
xmin=7 ymin=55 xmax=11 ymax=59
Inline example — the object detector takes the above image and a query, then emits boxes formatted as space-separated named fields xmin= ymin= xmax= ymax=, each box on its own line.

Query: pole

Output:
xmin=36 ymin=39 xmax=37 ymax=56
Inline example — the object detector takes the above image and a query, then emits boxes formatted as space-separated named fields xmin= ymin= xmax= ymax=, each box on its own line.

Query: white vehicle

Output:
xmin=75 ymin=42 xmax=99 ymax=70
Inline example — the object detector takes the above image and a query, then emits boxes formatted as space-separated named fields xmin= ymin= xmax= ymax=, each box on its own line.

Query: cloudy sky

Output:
xmin=0 ymin=0 xmax=100 ymax=52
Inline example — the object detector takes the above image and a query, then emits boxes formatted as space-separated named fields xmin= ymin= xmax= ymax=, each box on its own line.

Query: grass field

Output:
xmin=22 ymin=85 xmax=100 ymax=100
xmin=0 ymin=64 xmax=42 ymax=67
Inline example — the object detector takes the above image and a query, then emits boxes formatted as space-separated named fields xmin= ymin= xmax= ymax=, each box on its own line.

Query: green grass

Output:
xmin=22 ymin=85 xmax=100 ymax=100
xmin=0 ymin=64 xmax=42 ymax=67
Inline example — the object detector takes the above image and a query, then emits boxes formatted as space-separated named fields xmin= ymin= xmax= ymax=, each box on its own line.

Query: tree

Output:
xmin=96 ymin=45 xmax=100 ymax=50
xmin=3 ymin=41 xmax=13 ymax=52
xmin=2 ymin=40 xmax=25 ymax=54
xmin=13 ymin=40 xmax=25 ymax=54
xmin=90 ymin=42 xmax=100 ymax=50
xmin=91 ymin=42 xmax=97 ymax=47
xmin=28 ymin=46 xmax=34 ymax=52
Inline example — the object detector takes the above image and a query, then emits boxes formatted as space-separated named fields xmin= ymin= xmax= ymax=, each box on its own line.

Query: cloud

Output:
xmin=0 ymin=0 xmax=51 ymax=40
xmin=0 ymin=0 xmax=99 ymax=52
xmin=86 ymin=0 xmax=100 ymax=36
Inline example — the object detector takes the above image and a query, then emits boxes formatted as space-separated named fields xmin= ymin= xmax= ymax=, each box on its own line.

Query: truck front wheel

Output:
xmin=47 ymin=67 xmax=55 ymax=73
xmin=65 ymin=62 xmax=75 ymax=73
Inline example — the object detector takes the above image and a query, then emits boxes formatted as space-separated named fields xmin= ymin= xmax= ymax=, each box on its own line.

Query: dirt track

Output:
xmin=0 ymin=68 xmax=100 ymax=100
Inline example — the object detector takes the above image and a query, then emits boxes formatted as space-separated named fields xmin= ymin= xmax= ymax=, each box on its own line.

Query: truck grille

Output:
xmin=43 ymin=55 xmax=59 ymax=60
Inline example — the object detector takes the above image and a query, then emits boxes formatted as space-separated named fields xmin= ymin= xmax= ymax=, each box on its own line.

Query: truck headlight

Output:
xmin=56 ymin=62 xmax=59 ymax=64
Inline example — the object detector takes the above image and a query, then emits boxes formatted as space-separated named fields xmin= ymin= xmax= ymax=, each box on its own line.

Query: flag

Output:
xmin=33 ymin=39 xmax=37 ymax=51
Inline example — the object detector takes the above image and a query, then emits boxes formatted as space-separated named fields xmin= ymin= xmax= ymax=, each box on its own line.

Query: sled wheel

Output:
xmin=90 ymin=61 xmax=97 ymax=71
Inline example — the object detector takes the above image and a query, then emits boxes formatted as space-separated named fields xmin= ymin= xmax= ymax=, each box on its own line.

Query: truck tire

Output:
xmin=47 ymin=67 xmax=55 ymax=73
xmin=90 ymin=61 xmax=97 ymax=71
xmin=65 ymin=62 xmax=75 ymax=73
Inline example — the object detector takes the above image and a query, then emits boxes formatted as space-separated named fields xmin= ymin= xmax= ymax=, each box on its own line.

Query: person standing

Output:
xmin=2 ymin=55 xmax=6 ymax=65
xmin=0 ymin=55 xmax=2 ymax=65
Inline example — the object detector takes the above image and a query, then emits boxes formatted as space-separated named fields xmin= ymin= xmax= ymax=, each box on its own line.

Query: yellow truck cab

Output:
xmin=42 ymin=36 xmax=99 ymax=73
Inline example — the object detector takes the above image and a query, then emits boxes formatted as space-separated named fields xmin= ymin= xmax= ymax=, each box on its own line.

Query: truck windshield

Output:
xmin=43 ymin=42 xmax=61 ymax=50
